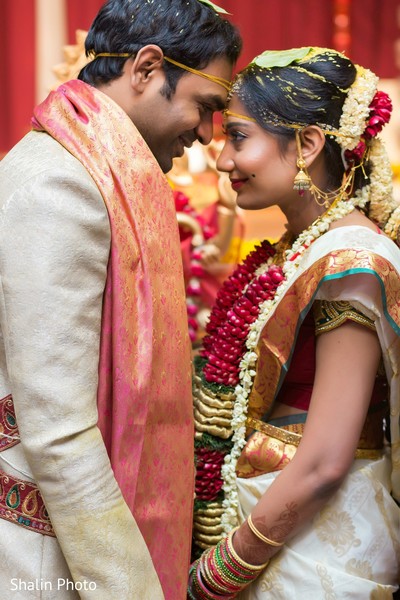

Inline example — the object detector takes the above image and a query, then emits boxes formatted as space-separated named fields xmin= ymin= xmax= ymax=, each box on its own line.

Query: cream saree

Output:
xmin=236 ymin=226 xmax=400 ymax=597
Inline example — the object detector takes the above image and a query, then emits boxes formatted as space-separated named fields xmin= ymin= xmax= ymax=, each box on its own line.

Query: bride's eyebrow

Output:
xmin=223 ymin=121 xmax=252 ymax=131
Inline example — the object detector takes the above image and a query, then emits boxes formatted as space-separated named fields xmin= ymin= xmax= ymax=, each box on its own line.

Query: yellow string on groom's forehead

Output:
xmin=91 ymin=52 xmax=231 ymax=91
xmin=164 ymin=56 xmax=231 ymax=91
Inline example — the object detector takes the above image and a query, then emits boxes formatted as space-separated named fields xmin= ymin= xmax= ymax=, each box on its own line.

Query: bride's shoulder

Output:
xmin=330 ymin=209 xmax=380 ymax=233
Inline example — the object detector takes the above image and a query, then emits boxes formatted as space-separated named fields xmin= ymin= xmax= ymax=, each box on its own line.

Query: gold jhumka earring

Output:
xmin=292 ymin=128 xmax=358 ymax=208
xmin=293 ymin=130 xmax=312 ymax=195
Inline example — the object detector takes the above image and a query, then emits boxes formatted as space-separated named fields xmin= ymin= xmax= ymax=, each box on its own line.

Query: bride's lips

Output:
xmin=230 ymin=178 xmax=248 ymax=191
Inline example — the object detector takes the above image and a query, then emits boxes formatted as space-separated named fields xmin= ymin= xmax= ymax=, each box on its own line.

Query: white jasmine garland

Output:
xmin=338 ymin=66 xmax=378 ymax=151
xmin=220 ymin=194 xmax=363 ymax=533
xmin=385 ymin=205 xmax=400 ymax=242
xmin=364 ymin=138 xmax=396 ymax=228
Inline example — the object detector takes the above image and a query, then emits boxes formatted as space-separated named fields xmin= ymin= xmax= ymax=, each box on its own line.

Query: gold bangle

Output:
xmin=226 ymin=528 xmax=269 ymax=571
xmin=247 ymin=514 xmax=285 ymax=547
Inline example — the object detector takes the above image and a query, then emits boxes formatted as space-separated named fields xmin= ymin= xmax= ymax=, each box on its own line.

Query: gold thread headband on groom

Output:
xmin=90 ymin=52 xmax=231 ymax=91
xmin=164 ymin=56 xmax=231 ymax=91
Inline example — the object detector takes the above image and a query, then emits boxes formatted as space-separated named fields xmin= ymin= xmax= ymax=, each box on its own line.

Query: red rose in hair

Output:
xmin=345 ymin=139 xmax=366 ymax=165
xmin=344 ymin=91 xmax=392 ymax=166
xmin=364 ymin=91 xmax=392 ymax=138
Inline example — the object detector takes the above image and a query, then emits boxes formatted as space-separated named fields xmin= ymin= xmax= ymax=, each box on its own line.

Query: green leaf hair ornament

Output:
xmin=253 ymin=47 xmax=312 ymax=68
xmin=198 ymin=0 xmax=230 ymax=14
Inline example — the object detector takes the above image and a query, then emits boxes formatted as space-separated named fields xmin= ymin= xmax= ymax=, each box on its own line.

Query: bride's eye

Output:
xmin=223 ymin=128 xmax=247 ymax=144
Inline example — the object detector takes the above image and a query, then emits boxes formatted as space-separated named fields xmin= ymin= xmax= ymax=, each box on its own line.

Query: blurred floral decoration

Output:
xmin=53 ymin=30 xmax=90 ymax=85
xmin=174 ymin=190 xmax=219 ymax=343
xmin=170 ymin=141 xmax=242 ymax=345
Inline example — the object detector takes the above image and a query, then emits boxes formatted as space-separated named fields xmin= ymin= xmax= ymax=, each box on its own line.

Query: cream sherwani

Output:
xmin=0 ymin=131 xmax=164 ymax=598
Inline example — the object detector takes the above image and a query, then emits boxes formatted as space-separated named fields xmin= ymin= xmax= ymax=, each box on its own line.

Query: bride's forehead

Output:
xmin=223 ymin=107 xmax=256 ymax=124
xmin=226 ymin=94 xmax=245 ymax=110
xmin=223 ymin=94 xmax=254 ymax=119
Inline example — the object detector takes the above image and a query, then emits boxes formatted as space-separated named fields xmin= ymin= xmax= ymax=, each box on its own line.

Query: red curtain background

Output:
xmin=223 ymin=0 xmax=335 ymax=71
xmin=223 ymin=0 xmax=399 ymax=76
xmin=0 ymin=0 xmax=399 ymax=155
xmin=66 ymin=0 xmax=103 ymax=42
xmin=0 ymin=0 xmax=36 ymax=155
xmin=350 ymin=0 xmax=399 ymax=76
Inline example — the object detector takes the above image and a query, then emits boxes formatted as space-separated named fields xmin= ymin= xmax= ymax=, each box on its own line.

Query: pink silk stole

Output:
xmin=32 ymin=79 xmax=194 ymax=599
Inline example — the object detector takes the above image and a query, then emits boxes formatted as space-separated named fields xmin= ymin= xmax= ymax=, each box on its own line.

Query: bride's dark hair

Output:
xmin=233 ymin=50 xmax=365 ymax=191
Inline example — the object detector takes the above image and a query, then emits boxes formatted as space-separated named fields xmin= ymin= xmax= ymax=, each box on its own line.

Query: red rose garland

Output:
xmin=201 ymin=240 xmax=284 ymax=387
xmin=194 ymin=240 xmax=283 ymax=512
xmin=195 ymin=447 xmax=226 ymax=501
xmin=193 ymin=240 xmax=284 ymax=550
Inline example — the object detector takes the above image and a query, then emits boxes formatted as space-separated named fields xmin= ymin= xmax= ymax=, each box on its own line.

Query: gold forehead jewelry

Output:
xmin=90 ymin=52 xmax=231 ymax=91
xmin=223 ymin=110 xmax=256 ymax=122
xmin=223 ymin=108 xmax=350 ymax=143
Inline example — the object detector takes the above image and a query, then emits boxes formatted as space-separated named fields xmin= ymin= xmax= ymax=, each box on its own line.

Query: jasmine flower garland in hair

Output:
xmin=356 ymin=138 xmax=396 ymax=229
xmin=343 ymin=88 xmax=395 ymax=233
xmin=384 ymin=205 xmax=400 ymax=243
xmin=338 ymin=66 xmax=378 ymax=151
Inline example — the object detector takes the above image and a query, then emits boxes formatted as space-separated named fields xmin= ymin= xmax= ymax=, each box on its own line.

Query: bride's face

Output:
xmin=217 ymin=96 xmax=297 ymax=211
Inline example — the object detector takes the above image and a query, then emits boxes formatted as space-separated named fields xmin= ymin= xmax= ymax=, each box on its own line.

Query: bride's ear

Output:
xmin=299 ymin=126 xmax=326 ymax=167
